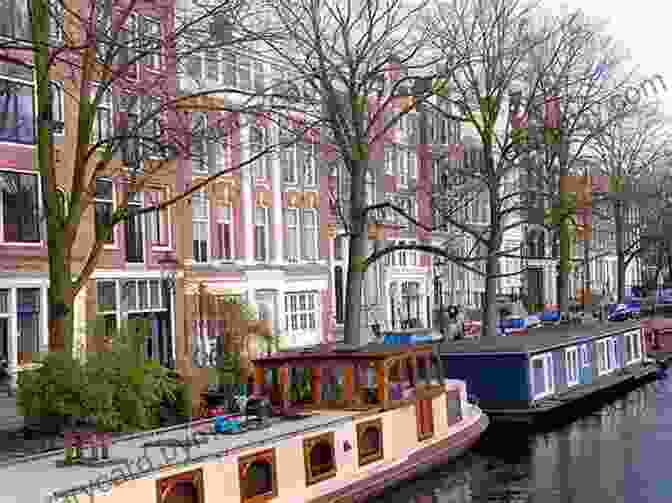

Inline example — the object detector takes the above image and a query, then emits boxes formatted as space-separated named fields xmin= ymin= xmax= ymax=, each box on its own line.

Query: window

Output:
xmin=303 ymin=142 xmax=317 ymax=186
xmin=385 ymin=148 xmax=394 ymax=175
xmin=49 ymin=82 xmax=64 ymax=130
xmin=254 ymin=60 xmax=265 ymax=91
xmin=145 ymin=189 xmax=169 ymax=247
xmin=17 ymin=288 xmax=41 ymax=365
xmin=187 ymin=51 xmax=203 ymax=81
xmin=0 ymin=171 xmax=40 ymax=243
xmin=222 ymin=51 xmax=237 ymax=88
xmin=206 ymin=49 xmax=219 ymax=82
xmin=90 ymin=84 xmax=113 ymax=145
xmin=285 ymin=208 xmax=299 ymax=262
xmin=250 ymin=126 xmax=267 ymax=179
xmin=96 ymin=281 xmax=117 ymax=346
xmin=157 ymin=469 xmax=204 ymax=503
xmin=357 ymin=418 xmax=383 ymax=466
xmin=191 ymin=113 xmax=208 ymax=175
xmin=254 ymin=207 xmax=268 ymax=261
xmin=530 ymin=353 xmax=554 ymax=400
xmin=399 ymin=151 xmax=408 ymax=187
xmin=284 ymin=292 xmax=319 ymax=345
xmin=334 ymin=266 xmax=344 ymax=324
xmin=192 ymin=191 xmax=208 ymax=263
xmin=238 ymin=449 xmax=278 ymax=503
xmin=238 ymin=55 xmax=252 ymax=90
xmin=125 ymin=191 xmax=144 ymax=262
xmin=416 ymin=398 xmax=434 ymax=440
xmin=280 ymin=144 xmax=298 ymax=183
xmin=140 ymin=16 xmax=161 ymax=70
xmin=0 ymin=0 xmax=29 ymax=39
xmin=94 ymin=178 xmax=114 ymax=243
xmin=398 ymin=240 xmax=406 ymax=266
xmin=118 ymin=14 xmax=138 ymax=78
xmin=565 ymin=346 xmax=579 ymax=387
xmin=215 ymin=204 xmax=233 ymax=260
xmin=364 ymin=171 xmax=374 ymax=207
xmin=302 ymin=209 xmax=318 ymax=261
xmin=408 ymin=150 xmax=417 ymax=180
xmin=139 ymin=96 xmax=163 ymax=159
xmin=596 ymin=338 xmax=618 ymax=375
xmin=303 ymin=432 xmax=336 ymax=485
xmin=624 ymin=331 xmax=642 ymax=364
xmin=0 ymin=72 xmax=34 ymax=144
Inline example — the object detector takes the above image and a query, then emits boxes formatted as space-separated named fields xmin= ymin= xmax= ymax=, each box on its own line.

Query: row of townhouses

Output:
xmin=0 ymin=0 xmax=640 ymax=386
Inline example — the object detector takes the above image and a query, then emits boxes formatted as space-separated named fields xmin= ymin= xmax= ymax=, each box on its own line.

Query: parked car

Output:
xmin=607 ymin=302 xmax=641 ymax=321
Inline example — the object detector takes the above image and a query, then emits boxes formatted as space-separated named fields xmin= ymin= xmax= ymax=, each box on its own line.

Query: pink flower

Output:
xmin=591 ymin=175 xmax=609 ymax=193
xmin=321 ymin=143 xmax=338 ymax=161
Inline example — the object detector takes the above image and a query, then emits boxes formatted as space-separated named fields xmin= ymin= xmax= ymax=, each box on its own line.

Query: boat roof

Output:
xmin=0 ymin=412 xmax=356 ymax=501
xmin=439 ymin=320 xmax=642 ymax=356
xmin=253 ymin=342 xmax=437 ymax=367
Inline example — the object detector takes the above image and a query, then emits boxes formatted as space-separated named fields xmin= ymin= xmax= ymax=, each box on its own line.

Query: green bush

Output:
xmin=16 ymin=352 xmax=87 ymax=421
xmin=17 ymin=318 xmax=180 ymax=432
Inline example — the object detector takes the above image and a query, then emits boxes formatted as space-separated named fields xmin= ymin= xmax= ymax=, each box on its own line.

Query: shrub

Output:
xmin=16 ymin=352 xmax=87 ymax=422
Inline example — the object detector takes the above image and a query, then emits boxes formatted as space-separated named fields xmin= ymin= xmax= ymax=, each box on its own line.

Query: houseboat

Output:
xmin=4 ymin=343 xmax=488 ymax=503
xmin=438 ymin=320 xmax=657 ymax=425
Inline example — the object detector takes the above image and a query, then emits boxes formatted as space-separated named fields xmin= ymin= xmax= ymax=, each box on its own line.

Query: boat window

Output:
xmin=357 ymin=418 xmax=384 ymax=466
xmin=239 ymin=449 xmax=278 ymax=503
xmin=157 ymin=469 xmax=203 ymax=503
xmin=304 ymin=432 xmax=337 ymax=485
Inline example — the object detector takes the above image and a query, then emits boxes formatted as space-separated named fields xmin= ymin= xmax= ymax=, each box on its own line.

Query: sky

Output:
xmin=545 ymin=0 xmax=671 ymax=117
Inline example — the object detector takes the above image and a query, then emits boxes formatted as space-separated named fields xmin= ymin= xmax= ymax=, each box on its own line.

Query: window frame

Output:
xmin=302 ymin=208 xmax=318 ymax=262
xmin=303 ymin=432 xmax=337 ymax=486
xmin=90 ymin=83 xmax=113 ymax=146
xmin=564 ymin=346 xmax=579 ymax=387
xmin=356 ymin=418 xmax=384 ymax=467
xmin=530 ymin=352 xmax=554 ymax=400
xmin=191 ymin=112 xmax=209 ymax=176
xmin=215 ymin=203 xmax=234 ymax=261
xmin=280 ymin=143 xmax=298 ymax=184
xmin=0 ymin=0 xmax=31 ymax=41
xmin=94 ymin=177 xmax=116 ymax=246
xmin=125 ymin=191 xmax=145 ymax=263
xmin=250 ymin=125 xmax=268 ymax=179
xmin=192 ymin=190 xmax=209 ymax=263
xmin=303 ymin=142 xmax=317 ymax=187
xmin=238 ymin=449 xmax=278 ymax=503
xmin=156 ymin=468 xmax=204 ymax=503
xmin=0 ymin=74 xmax=35 ymax=145
xmin=285 ymin=207 xmax=299 ymax=263
xmin=623 ymin=331 xmax=643 ymax=365
xmin=254 ymin=206 xmax=269 ymax=262
xmin=284 ymin=291 xmax=320 ymax=346
xmin=145 ymin=187 xmax=171 ymax=250
xmin=0 ymin=169 xmax=42 ymax=245
xmin=139 ymin=15 xmax=162 ymax=72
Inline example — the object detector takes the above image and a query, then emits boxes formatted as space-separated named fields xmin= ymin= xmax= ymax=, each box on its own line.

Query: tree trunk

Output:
xmin=558 ymin=171 xmax=571 ymax=317
xmin=482 ymin=253 xmax=499 ymax=339
xmin=583 ymin=238 xmax=591 ymax=312
xmin=615 ymin=199 xmax=625 ymax=303
xmin=343 ymin=159 xmax=368 ymax=346
xmin=32 ymin=0 xmax=74 ymax=356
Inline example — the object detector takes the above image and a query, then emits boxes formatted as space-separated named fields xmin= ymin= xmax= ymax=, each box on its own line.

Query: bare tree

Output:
xmin=3 ymin=0 xmax=279 ymax=354
xmin=584 ymin=104 xmax=672 ymax=301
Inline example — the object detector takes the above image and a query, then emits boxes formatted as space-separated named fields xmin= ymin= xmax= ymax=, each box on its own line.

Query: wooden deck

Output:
xmin=483 ymin=361 xmax=659 ymax=424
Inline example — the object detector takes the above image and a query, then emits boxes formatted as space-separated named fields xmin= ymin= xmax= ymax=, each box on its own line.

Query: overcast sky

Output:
xmin=546 ymin=0 xmax=670 ymax=115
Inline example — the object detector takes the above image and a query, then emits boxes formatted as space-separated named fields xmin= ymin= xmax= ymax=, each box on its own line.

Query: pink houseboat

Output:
xmin=2 ymin=343 xmax=487 ymax=503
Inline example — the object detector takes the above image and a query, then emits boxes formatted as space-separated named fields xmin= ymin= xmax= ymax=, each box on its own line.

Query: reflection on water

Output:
xmin=369 ymin=376 xmax=672 ymax=503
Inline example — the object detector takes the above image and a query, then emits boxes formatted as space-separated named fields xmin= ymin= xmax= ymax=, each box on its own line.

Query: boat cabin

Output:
xmin=439 ymin=321 xmax=646 ymax=410
xmin=251 ymin=343 xmax=447 ymax=412
xmin=13 ymin=343 xmax=487 ymax=503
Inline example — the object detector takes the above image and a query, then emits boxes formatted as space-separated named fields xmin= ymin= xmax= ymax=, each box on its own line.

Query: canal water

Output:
xmin=370 ymin=373 xmax=672 ymax=503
